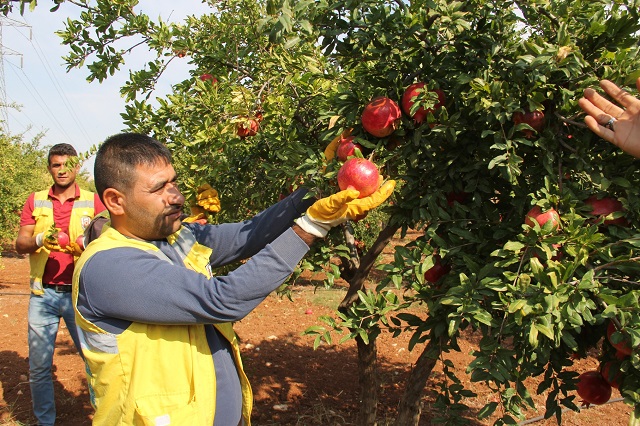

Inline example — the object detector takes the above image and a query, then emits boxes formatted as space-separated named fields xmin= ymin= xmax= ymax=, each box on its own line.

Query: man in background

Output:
xmin=15 ymin=143 xmax=105 ymax=426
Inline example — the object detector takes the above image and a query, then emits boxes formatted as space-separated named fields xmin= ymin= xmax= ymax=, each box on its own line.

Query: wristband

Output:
xmin=35 ymin=232 xmax=44 ymax=248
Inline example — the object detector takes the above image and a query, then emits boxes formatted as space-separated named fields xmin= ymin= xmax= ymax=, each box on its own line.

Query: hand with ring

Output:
xmin=578 ymin=77 xmax=640 ymax=158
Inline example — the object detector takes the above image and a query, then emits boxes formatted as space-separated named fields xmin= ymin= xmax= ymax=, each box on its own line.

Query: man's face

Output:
xmin=48 ymin=155 xmax=79 ymax=189
xmin=120 ymin=160 xmax=185 ymax=241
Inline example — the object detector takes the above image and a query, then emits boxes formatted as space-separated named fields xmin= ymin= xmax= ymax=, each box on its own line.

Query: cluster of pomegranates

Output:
xmin=360 ymin=82 xmax=446 ymax=139
xmin=577 ymin=320 xmax=634 ymax=405
xmin=335 ymin=82 xmax=448 ymax=200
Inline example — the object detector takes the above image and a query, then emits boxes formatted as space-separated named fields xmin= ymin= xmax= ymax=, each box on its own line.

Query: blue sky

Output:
xmin=3 ymin=0 xmax=211 ymax=175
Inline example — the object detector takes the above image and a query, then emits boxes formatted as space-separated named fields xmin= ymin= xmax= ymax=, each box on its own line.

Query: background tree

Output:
xmin=0 ymin=130 xmax=49 ymax=246
xmin=8 ymin=0 xmax=640 ymax=424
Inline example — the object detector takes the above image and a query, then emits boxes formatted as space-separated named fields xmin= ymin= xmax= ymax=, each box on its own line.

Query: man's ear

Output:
xmin=102 ymin=188 xmax=125 ymax=216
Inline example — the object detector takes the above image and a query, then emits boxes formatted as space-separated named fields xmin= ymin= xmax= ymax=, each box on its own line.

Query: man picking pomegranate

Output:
xmin=73 ymin=133 xmax=394 ymax=425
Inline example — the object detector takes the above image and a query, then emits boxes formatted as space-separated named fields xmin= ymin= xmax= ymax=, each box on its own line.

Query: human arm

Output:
xmin=15 ymin=224 xmax=41 ymax=254
xmin=77 ymin=226 xmax=311 ymax=328
xmin=15 ymin=194 xmax=42 ymax=254
xmin=189 ymin=187 xmax=316 ymax=267
xmin=578 ymin=77 xmax=640 ymax=158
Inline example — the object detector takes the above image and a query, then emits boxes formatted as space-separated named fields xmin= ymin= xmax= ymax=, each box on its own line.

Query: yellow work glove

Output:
xmin=43 ymin=226 xmax=84 ymax=256
xmin=183 ymin=212 xmax=208 ymax=225
xmin=43 ymin=227 xmax=64 ymax=252
xmin=294 ymin=180 xmax=396 ymax=238
xmin=64 ymin=241 xmax=84 ymax=257
xmin=195 ymin=184 xmax=221 ymax=213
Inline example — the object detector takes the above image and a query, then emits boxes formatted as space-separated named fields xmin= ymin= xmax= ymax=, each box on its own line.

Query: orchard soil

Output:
xmin=0 ymin=231 xmax=632 ymax=425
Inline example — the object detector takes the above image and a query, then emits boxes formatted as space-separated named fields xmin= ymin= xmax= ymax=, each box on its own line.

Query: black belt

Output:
xmin=43 ymin=284 xmax=72 ymax=293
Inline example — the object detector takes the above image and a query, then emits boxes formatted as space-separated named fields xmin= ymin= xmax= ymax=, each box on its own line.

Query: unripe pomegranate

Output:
xmin=337 ymin=158 xmax=381 ymax=198
xmin=361 ymin=97 xmax=401 ymax=138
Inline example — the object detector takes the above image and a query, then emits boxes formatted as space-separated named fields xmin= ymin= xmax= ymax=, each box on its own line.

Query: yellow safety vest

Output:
xmin=29 ymin=187 xmax=97 ymax=294
xmin=72 ymin=226 xmax=253 ymax=426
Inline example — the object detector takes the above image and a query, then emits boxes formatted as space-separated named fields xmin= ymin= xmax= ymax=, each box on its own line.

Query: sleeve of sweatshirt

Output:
xmin=77 ymin=213 xmax=313 ymax=327
xmin=187 ymin=187 xmax=315 ymax=267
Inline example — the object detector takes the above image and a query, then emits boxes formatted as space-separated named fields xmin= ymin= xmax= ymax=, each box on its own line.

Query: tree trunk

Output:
xmin=338 ymin=222 xmax=361 ymax=282
xmin=356 ymin=334 xmax=378 ymax=426
xmin=338 ymin=223 xmax=399 ymax=425
xmin=394 ymin=336 xmax=442 ymax=426
xmin=339 ymin=223 xmax=400 ymax=311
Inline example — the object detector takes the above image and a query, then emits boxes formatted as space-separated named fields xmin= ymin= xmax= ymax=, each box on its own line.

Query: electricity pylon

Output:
xmin=0 ymin=16 xmax=30 ymax=133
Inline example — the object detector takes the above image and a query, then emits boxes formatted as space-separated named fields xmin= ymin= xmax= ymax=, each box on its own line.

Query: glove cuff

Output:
xmin=35 ymin=232 xmax=44 ymax=248
xmin=294 ymin=215 xmax=331 ymax=238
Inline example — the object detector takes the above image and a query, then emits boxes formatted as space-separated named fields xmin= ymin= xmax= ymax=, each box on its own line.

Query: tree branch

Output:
xmin=339 ymin=223 xmax=400 ymax=311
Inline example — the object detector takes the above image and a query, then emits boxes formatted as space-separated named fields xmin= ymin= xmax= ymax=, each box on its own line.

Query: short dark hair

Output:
xmin=94 ymin=133 xmax=173 ymax=203
xmin=48 ymin=143 xmax=77 ymax=165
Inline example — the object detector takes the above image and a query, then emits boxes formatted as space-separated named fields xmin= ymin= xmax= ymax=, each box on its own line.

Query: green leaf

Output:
xmin=477 ymin=401 xmax=498 ymax=419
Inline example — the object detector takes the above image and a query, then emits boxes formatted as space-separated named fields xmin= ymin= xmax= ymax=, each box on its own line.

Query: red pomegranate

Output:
xmin=361 ymin=97 xmax=401 ymax=138
xmin=607 ymin=320 xmax=633 ymax=356
xmin=424 ymin=255 xmax=451 ymax=283
xmin=336 ymin=136 xmax=363 ymax=161
xmin=57 ymin=231 xmax=70 ymax=248
xmin=585 ymin=195 xmax=627 ymax=226
xmin=401 ymin=82 xmax=445 ymax=124
xmin=199 ymin=73 xmax=217 ymax=84
xmin=576 ymin=370 xmax=612 ymax=405
xmin=513 ymin=110 xmax=545 ymax=139
xmin=236 ymin=119 xmax=259 ymax=138
xmin=600 ymin=360 xmax=624 ymax=389
xmin=524 ymin=206 xmax=560 ymax=230
xmin=337 ymin=158 xmax=381 ymax=198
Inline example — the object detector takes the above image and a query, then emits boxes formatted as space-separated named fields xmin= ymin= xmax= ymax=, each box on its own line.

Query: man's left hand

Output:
xmin=63 ymin=241 xmax=84 ymax=257
xmin=196 ymin=184 xmax=221 ymax=213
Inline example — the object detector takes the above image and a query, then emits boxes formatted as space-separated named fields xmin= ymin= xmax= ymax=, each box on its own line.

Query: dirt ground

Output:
xmin=0 ymin=237 xmax=633 ymax=425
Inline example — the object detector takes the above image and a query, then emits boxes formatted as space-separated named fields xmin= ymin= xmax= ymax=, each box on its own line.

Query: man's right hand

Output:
xmin=43 ymin=228 xmax=64 ymax=252
xmin=294 ymin=179 xmax=396 ymax=238
xmin=578 ymin=77 xmax=640 ymax=158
